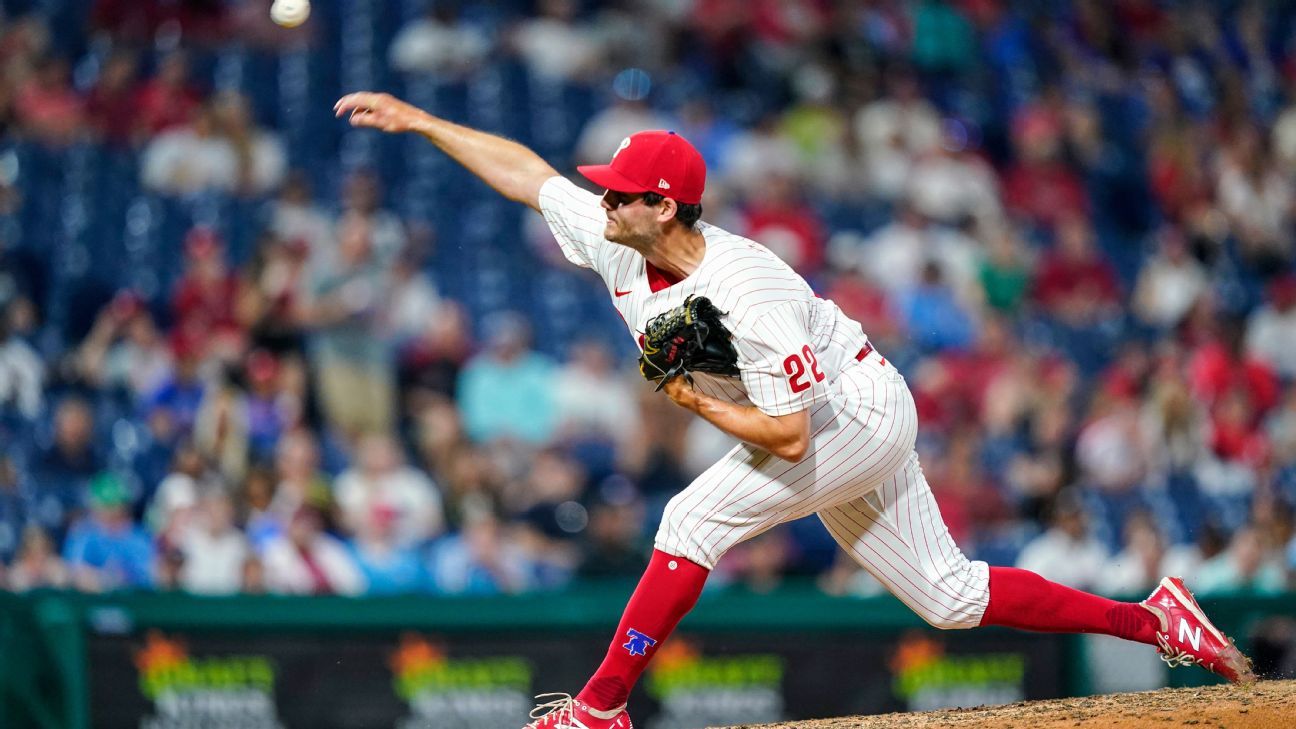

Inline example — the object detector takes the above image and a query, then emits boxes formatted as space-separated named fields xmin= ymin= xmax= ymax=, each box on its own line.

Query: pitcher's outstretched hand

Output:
xmin=334 ymin=92 xmax=426 ymax=134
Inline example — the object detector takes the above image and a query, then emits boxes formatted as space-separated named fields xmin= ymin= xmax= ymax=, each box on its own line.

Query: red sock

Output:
xmin=577 ymin=549 xmax=709 ymax=711
xmin=979 ymin=566 xmax=1159 ymax=644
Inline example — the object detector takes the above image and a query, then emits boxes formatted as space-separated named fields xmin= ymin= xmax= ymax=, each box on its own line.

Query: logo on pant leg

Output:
xmin=623 ymin=629 xmax=658 ymax=657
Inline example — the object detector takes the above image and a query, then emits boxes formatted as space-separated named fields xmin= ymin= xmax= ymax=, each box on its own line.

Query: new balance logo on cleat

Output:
xmin=1178 ymin=619 xmax=1202 ymax=652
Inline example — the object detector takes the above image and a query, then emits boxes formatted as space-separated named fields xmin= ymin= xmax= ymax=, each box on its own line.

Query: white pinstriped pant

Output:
xmin=655 ymin=350 xmax=991 ymax=630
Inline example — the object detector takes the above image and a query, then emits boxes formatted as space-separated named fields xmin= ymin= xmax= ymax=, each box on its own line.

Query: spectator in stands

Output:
xmin=385 ymin=248 xmax=441 ymax=346
xmin=262 ymin=505 xmax=365 ymax=595
xmin=304 ymin=215 xmax=396 ymax=439
xmin=173 ymin=227 xmax=242 ymax=354
xmin=85 ymin=48 xmax=140 ymax=147
xmin=1031 ymin=215 xmax=1122 ymax=326
xmin=899 ymin=260 xmax=977 ymax=353
xmin=335 ymin=433 xmax=444 ymax=546
xmin=338 ymin=169 xmax=407 ymax=270
xmin=863 ymin=204 xmax=980 ymax=306
xmin=133 ymin=51 xmax=202 ymax=135
xmin=575 ymin=96 xmax=676 ymax=167
xmin=6 ymin=525 xmax=69 ymax=591
xmin=389 ymin=1 xmax=492 ymax=78
xmin=268 ymin=429 xmax=333 ymax=531
xmin=1195 ymin=525 xmax=1286 ymax=596
xmin=739 ymin=172 xmax=826 ymax=275
xmin=926 ymin=429 xmax=1009 ymax=546
xmin=1003 ymin=105 xmax=1090 ymax=231
xmin=1076 ymin=393 xmax=1150 ymax=493
xmin=399 ymin=300 xmax=473 ymax=407
xmin=1097 ymin=511 xmax=1174 ymax=596
xmin=1015 ymin=490 xmax=1108 ymax=591
xmin=239 ymin=462 xmax=279 ymax=549
xmin=721 ymin=112 xmax=801 ymax=199
xmin=1188 ymin=316 xmax=1280 ymax=415
xmin=719 ymin=527 xmax=793 ymax=595
xmin=905 ymin=126 xmax=1002 ymax=228
xmin=236 ymin=234 xmax=310 ymax=356
xmin=210 ymin=91 xmax=287 ymax=197
xmin=270 ymin=172 xmax=335 ymax=273
xmin=854 ymin=73 xmax=942 ymax=202
xmin=14 ymin=55 xmax=84 ymax=148
xmin=458 ymin=311 xmax=557 ymax=445
xmin=62 ymin=473 xmax=154 ymax=591
xmin=349 ymin=502 xmax=426 ymax=594
xmin=141 ymin=104 xmax=239 ymax=196
xmin=577 ymin=476 xmax=648 ymax=578
xmin=32 ymin=397 xmax=101 ymax=530
xmin=0 ymin=304 xmax=43 ymax=420
xmin=193 ymin=372 xmax=253 ymax=484
xmin=243 ymin=349 xmax=297 ymax=458
xmin=977 ymin=225 xmax=1032 ymax=316
xmin=552 ymin=339 xmax=640 ymax=471
xmin=1245 ymin=275 xmax=1296 ymax=380
xmin=76 ymin=291 xmax=173 ymax=403
xmin=179 ymin=488 xmax=248 ymax=595
xmin=1132 ymin=225 xmax=1208 ymax=331
xmin=822 ymin=262 xmax=903 ymax=351
xmin=426 ymin=508 xmax=534 ymax=595
xmin=146 ymin=328 xmax=208 ymax=436
xmin=146 ymin=441 xmax=205 ymax=540
xmin=509 ymin=0 xmax=604 ymax=83
xmin=0 ymin=456 xmax=28 ymax=563
xmin=1215 ymin=124 xmax=1292 ymax=273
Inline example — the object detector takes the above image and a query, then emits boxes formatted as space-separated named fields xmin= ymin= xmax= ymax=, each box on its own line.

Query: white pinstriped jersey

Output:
xmin=539 ymin=176 xmax=870 ymax=417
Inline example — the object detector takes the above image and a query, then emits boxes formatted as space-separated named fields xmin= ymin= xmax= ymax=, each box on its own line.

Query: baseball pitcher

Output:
xmin=334 ymin=91 xmax=1253 ymax=729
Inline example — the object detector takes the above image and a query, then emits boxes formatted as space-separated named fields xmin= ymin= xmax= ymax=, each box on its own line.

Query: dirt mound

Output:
xmin=718 ymin=679 xmax=1296 ymax=728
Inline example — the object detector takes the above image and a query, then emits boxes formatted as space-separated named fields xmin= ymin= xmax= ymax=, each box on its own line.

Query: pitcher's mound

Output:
xmin=717 ymin=679 xmax=1296 ymax=728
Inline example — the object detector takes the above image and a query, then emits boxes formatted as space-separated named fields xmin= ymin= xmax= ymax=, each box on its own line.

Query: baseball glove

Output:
xmin=639 ymin=295 xmax=740 ymax=390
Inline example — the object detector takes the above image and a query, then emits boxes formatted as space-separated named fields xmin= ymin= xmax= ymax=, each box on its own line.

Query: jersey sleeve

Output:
xmin=537 ymin=176 xmax=609 ymax=271
xmin=733 ymin=301 xmax=829 ymax=416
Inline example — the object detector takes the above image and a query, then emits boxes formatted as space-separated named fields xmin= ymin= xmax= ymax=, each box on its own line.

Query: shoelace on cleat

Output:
xmin=1155 ymin=632 xmax=1203 ymax=669
xmin=529 ymin=693 xmax=576 ymax=726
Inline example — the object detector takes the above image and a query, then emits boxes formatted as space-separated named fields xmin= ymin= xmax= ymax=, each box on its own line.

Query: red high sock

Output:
xmin=577 ymin=549 xmax=710 ymax=711
xmin=979 ymin=566 xmax=1159 ymax=644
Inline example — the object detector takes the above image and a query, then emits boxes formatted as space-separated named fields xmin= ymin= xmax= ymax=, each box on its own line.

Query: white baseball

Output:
xmin=270 ymin=0 xmax=310 ymax=28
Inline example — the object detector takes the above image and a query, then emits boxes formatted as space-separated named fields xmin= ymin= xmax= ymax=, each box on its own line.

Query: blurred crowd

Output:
xmin=2 ymin=0 xmax=1296 ymax=600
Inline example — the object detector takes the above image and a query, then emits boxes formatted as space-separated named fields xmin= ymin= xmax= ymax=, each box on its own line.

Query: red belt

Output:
xmin=855 ymin=342 xmax=885 ymax=365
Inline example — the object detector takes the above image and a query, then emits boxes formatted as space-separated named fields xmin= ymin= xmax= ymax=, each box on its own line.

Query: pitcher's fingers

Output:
xmin=334 ymin=92 xmax=379 ymax=115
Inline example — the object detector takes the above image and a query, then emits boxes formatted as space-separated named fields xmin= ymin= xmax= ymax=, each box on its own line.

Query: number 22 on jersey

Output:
xmin=783 ymin=345 xmax=825 ymax=393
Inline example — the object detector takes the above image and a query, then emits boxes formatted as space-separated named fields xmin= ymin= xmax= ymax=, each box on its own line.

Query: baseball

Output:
xmin=270 ymin=0 xmax=310 ymax=28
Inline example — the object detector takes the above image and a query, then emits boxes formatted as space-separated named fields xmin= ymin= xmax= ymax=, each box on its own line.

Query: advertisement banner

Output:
xmin=88 ymin=628 xmax=1065 ymax=728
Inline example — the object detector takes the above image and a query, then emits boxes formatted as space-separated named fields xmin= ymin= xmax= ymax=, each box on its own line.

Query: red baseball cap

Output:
xmin=578 ymin=130 xmax=706 ymax=205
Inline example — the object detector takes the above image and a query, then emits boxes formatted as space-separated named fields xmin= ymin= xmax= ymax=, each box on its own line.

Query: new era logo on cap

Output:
xmin=578 ymin=130 xmax=706 ymax=204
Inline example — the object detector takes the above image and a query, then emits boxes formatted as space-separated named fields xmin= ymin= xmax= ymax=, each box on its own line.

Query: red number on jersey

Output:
xmin=783 ymin=353 xmax=809 ymax=393
xmin=803 ymin=345 xmax=826 ymax=383
xmin=783 ymin=346 xmax=825 ymax=393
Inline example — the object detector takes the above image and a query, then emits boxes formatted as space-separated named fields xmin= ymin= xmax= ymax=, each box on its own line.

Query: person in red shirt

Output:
xmin=85 ymin=49 xmax=140 ymax=147
xmin=134 ymin=51 xmax=202 ymax=136
xmin=1031 ymin=214 xmax=1121 ymax=325
xmin=1003 ymin=107 xmax=1090 ymax=230
xmin=15 ymin=56 xmax=84 ymax=147
xmin=739 ymin=172 xmax=826 ymax=275
xmin=172 ymin=227 xmax=243 ymax=360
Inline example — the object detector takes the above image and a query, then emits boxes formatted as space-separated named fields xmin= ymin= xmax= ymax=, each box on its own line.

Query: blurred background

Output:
xmin=1 ymin=0 xmax=1296 ymax=727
